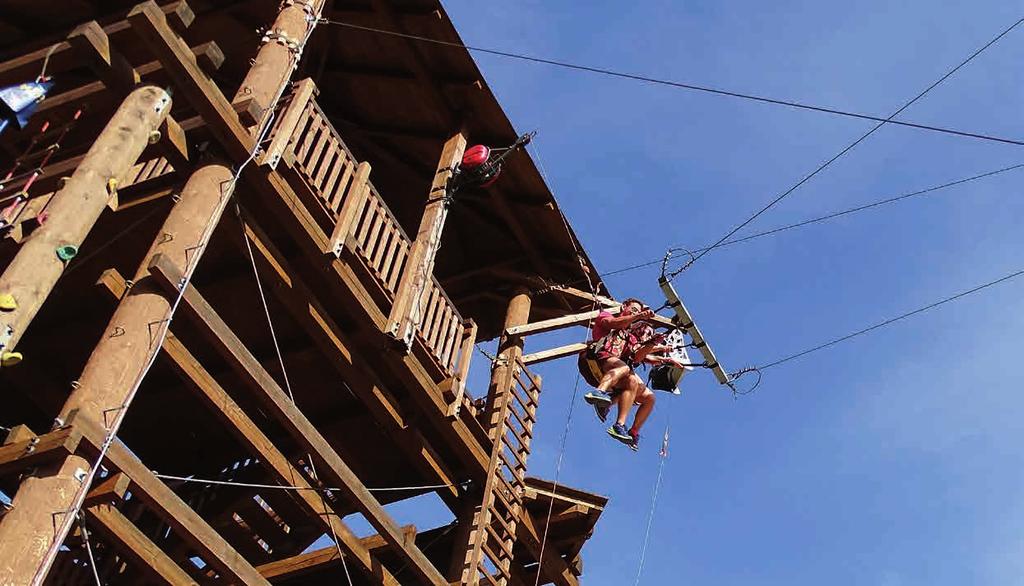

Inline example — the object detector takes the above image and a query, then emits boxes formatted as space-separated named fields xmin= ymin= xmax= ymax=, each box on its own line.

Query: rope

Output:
xmin=77 ymin=514 xmax=103 ymax=586
xmin=29 ymin=12 xmax=324 ymax=586
xmin=317 ymin=19 xmax=1024 ymax=148
xmin=633 ymin=423 xmax=670 ymax=586
xmin=231 ymin=12 xmax=355 ymax=582
xmin=151 ymin=472 xmax=458 ymax=494
xmin=37 ymin=43 xmax=59 ymax=82
xmin=667 ymin=15 xmax=1024 ymax=280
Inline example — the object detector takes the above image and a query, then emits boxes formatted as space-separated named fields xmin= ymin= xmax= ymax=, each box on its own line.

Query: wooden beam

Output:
xmin=506 ymin=309 xmax=601 ymax=338
xmin=256 ymin=525 xmax=417 ymax=581
xmin=67 ymin=20 xmax=190 ymax=171
xmin=521 ymin=342 xmax=587 ymax=367
xmin=85 ymin=503 xmax=197 ymax=585
xmin=95 ymin=268 xmax=406 ymax=586
xmin=71 ymin=415 xmax=271 ymax=586
xmin=0 ymin=427 xmax=83 ymax=478
xmin=147 ymin=256 xmax=447 ymax=586
xmin=0 ymin=2 xmax=192 ymax=87
xmin=83 ymin=473 xmax=131 ymax=508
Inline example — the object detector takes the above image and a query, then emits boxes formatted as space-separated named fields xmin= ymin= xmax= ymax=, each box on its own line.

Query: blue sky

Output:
xmin=438 ymin=1 xmax=1024 ymax=584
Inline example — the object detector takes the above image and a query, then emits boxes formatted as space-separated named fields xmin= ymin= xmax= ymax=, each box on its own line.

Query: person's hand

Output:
xmin=632 ymin=309 xmax=655 ymax=323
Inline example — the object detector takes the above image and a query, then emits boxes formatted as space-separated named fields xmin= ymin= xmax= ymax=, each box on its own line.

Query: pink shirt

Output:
xmin=592 ymin=310 xmax=615 ymax=340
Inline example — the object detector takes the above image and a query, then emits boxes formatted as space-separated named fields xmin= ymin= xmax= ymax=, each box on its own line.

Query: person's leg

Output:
xmin=630 ymin=388 xmax=656 ymax=434
xmin=585 ymin=357 xmax=629 ymax=422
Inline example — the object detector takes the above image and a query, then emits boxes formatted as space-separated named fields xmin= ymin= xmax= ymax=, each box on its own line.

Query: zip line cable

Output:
xmin=731 ymin=265 xmax=1024 ymax=378
xmin=317 ymin=18 xmax=1024 ymax=148
xmin=538 ymin=161 xmax=1024 ymax=287
xmin=668 ymin=15 xmax=1024 ymax=279
xmin=633 ymin=424 xmax=671 ymax=586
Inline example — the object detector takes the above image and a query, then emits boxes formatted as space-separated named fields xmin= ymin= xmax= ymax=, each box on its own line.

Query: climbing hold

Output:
xmin=147 ymin=129 xmax=161 ymax=144
xmin=0 ymin=351 xmax=22 ymax=367
xmin=35 ymin=211 xmax=48 ymax=225
xmin=106 ymin=177 xmax=119 ymax=195
xmin=0 ymin=294 xmax=16 ymax=311
xmin=56 ymin=244 xmax=78 ymax=262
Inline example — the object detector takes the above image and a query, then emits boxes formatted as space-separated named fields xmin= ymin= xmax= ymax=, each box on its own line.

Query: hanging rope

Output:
xmin=36 ymin=43 xmax=59 ymax=82
xmin=633 ymin=423 xmax=670 ymax=586
xmin=77 ymin=514 xmax=103 ymax=586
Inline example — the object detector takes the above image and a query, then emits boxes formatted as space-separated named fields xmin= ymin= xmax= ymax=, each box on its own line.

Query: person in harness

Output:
xmin=578 ymin=299 xmax=685 ymax=451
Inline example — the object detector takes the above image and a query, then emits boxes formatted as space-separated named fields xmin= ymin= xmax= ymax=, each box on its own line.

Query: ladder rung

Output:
xmin=480 ymin=542 xmax=512 ymax=577
xmin=484 ymin=524 xmax=515 ymax=559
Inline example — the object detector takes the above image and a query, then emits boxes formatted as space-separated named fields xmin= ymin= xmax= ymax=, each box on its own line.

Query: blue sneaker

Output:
xmin=607 ymin=423 xmax=632 ymax=444
xmin=584 ymin=391 xmax=612 ymax=422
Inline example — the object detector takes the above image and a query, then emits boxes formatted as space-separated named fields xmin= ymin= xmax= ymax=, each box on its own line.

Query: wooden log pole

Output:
xmin=232 ymin=0 xmax=326 ymax=125
xmin=0 ymin=164 xmax=240 ymax=586
xmin=0 ymin=86 xmax=172 ymax=362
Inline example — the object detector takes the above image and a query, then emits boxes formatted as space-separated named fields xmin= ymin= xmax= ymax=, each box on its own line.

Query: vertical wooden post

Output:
xmin=0 ymin=86 xmax=172 ymax=360
xmin=232 ymin=0 xmax=325 ymax=125
xmin=386 ymin=132 xmax=467 ymax=348
xmin=0 ymin=165 xmax=238 ymax=586
xmin=484 ymin=289 xmax=532 ymax=431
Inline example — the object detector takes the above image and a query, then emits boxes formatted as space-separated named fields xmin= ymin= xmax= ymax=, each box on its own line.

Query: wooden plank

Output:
xmin=71 ymin=414 xmax=271 ymax=586
xmin=522 ymin=342 xmax=588 ymax=367
xmin=255 ymin=525 xmax=416 ymax=581
xmin=147 ymin=256 xmax=447 ymax=586
xmin=327 ymin=157 xmax=353 ymax=211
xmin=83 ymin=473 xmax=131 ymax=508
xmin=0 ymin=427 xmax=83 ymax=478
xmin=85 ymin=503 xmax=197 ymax=585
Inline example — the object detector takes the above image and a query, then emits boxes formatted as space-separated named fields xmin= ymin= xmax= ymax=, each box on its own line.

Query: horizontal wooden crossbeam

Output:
xmin=0 ymin=427 xmax=83 ymax=478
xmin=256 ymin=525 xmax=417 ymax=581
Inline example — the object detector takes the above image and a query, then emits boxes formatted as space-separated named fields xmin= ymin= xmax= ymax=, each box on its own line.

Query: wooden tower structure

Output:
xmin=0 ymin=1 xmax=616 ymax=584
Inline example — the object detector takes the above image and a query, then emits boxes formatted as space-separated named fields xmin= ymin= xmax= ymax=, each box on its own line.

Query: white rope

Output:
xmin=231 ymin=11 xmax=358 ymax=585
xmin=30 ymin=12 xmax=323 ymax=586
xmin=633 ymin=422 xmax=670 ymax=586
xmin=152 ymin=472 xmax=457 ymax=493
xmin=78 ymin=514 xmax=103 ymax=586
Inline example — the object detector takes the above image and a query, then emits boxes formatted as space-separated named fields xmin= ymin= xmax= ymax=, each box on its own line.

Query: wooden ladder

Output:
xmin=460 ymin=356 xmax=541 ymax=586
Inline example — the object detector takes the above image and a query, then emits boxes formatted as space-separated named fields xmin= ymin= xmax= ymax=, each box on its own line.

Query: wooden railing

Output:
xmin=262 ymin=79 xmax=475 ymax=387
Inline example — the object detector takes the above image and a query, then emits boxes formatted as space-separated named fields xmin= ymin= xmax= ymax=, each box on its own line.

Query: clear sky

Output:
xmin=439 ymin=1 xmax=1024 ymax=584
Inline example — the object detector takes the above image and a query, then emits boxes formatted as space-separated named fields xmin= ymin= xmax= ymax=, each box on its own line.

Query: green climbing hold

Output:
xmin=56 ymin=244 xmax=78 ymax=262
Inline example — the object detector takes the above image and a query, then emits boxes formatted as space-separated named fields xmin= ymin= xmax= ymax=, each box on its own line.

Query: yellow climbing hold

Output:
xmin=1 ymin=351 xmax=22 ymax=367
xmin=0 ymin=294 xmax=15 ymax=311
xmin=106 ymin=177 xmax=119 ymax=195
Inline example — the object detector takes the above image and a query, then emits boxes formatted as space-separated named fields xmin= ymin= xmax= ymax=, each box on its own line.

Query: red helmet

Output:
xmin=461 ymin=144 xmax=490 ymax=169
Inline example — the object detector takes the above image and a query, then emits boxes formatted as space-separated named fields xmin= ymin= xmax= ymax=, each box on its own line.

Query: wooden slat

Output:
xmin=256 ymin=525 xmax=416 ymax=581
xmin=387 ymin=243 xmax=408 ymax=292
xmin=328 ymin=157 xmax=354 ymax=210
xmin=319 ymin=150 xmax=345 ymax=211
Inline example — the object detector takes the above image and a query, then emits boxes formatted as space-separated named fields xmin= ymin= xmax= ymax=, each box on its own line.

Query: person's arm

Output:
xmin=599 ymin=308 xmax=655 ymax=330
